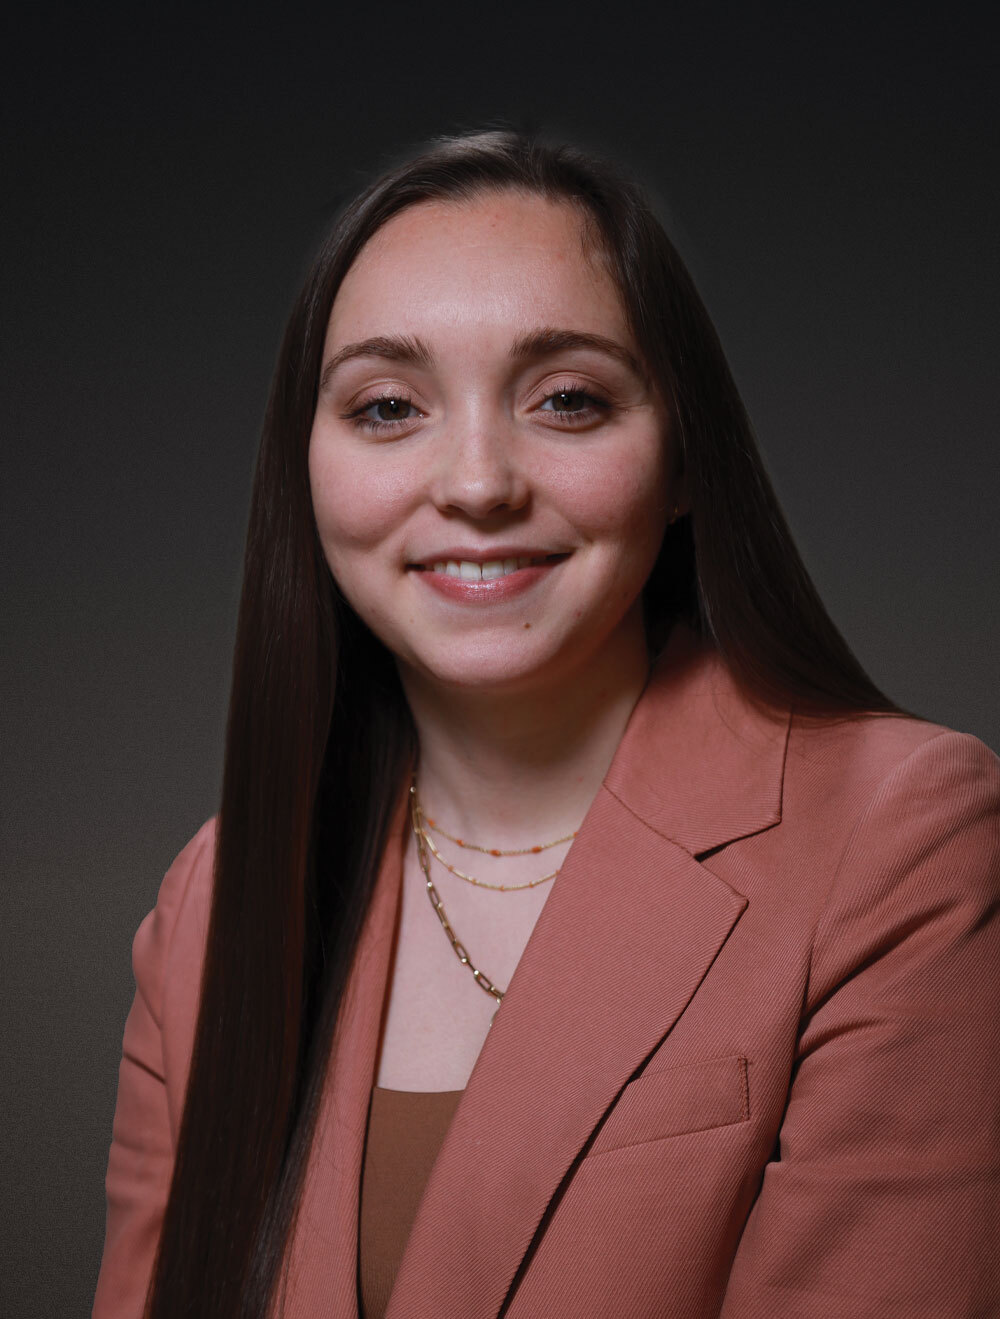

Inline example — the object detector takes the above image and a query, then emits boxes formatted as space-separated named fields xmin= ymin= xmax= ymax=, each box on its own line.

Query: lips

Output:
xmin=407 ymin=551 xmax=570 ymax=603
xmin=411 ymin=553 xmax=566 ymax=581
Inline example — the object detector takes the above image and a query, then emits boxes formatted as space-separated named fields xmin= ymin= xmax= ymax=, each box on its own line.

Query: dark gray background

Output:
xmin=2 ymin=2 xmax=997 ymax=1314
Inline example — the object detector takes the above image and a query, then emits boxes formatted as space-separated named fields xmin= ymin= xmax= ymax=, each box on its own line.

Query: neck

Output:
xmin=397 ymin=626 xmax=653 ymax=849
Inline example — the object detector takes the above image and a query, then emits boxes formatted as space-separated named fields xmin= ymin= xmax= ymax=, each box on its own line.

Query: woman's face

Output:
xmin=308 ymin=189 xmax=680 ymax=697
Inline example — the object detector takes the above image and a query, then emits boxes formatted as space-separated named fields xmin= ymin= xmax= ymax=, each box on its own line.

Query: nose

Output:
xmin=429 ymin=420 xmax=529 ymax=519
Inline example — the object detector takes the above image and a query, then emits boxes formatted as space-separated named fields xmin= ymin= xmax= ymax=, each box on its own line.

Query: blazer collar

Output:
xmin=604 ymin=623 xmax=790 ymax=856
xmin=284 ymin=624 xmax=790 ymax=1318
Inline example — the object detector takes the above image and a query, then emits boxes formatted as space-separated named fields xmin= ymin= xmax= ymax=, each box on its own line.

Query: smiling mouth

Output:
xmin=411 ymin=553 xmax=568 ymax=581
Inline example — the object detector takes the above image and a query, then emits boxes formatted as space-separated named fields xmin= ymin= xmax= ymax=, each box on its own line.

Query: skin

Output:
xmin=308 ymin=191 xmax=685 ymax=1085
xmin=310 ymin=191 xmax=680 ymax=710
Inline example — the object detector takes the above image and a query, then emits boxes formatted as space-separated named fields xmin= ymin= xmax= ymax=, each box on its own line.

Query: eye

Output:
xmin=547 ymin=390 xmax=589 ymax=413
xmin=537 ymin=387 xmax=610 ymax=426
xmin=346 ymin=394 xmax=423 ymax=433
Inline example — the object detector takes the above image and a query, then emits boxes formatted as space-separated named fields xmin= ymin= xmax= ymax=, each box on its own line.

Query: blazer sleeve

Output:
xmin=720 ymin=730 xmax=1000 ymax=1318
xmin=92 ymin=821 xmax=215 ymax=1319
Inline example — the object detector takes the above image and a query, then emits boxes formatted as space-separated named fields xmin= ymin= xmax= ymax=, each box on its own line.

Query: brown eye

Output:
xmin=374 ymin=397 xmax=412 ymax=421
xmin=348 ymin=395 xmax=423 ymax=431
xmin=537 ymin=388 xmax=609 ymax=424
xmin=551 ymin=390 xmax=588 ymax=413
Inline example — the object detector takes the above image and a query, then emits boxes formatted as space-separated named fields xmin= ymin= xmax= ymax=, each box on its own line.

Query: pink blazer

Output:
xmin=94 ymin=628 xmax=1000 ymax=1317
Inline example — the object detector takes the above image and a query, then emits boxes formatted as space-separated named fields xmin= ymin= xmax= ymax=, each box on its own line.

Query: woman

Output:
xmin=94 ymin=131 xmax=1000 ymax=1318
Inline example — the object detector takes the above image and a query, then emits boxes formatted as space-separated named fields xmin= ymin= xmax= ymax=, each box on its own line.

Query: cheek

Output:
xmin=550 ymin=443 xmax=670 ymax=553
xmin=307 ymin=441 xmax=411 ymax=564
xmin=308 ymin=444 xmax=412 ymax=638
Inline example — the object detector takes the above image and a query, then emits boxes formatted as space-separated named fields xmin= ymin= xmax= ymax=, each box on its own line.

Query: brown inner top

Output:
xmin=359 ymin=1085 xmax=465 ymax=1319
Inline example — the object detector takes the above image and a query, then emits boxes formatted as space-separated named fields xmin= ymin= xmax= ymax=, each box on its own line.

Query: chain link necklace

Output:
xmin=410 ymin=781 xmax=506 ymax=1008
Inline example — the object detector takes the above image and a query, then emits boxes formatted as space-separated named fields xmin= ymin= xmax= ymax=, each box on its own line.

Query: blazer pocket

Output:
xmin=587 ymin=1054 xmax=749 ymax=1158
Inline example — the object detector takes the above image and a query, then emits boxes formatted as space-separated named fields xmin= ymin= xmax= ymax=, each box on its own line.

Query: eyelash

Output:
xmin=343 ymin=384 xmax=612 ymax=435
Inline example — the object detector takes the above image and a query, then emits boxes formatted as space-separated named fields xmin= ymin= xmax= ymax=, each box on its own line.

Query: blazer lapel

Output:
xmin=387 ymin=627 xmax=790 ymax=1319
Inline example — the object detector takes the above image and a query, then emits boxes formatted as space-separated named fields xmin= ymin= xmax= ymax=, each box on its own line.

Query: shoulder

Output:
xmin=783 ymin=718 xmax=1000 ymax=989
xmin=132 ymin=817 xmax=217 ymax=1000
xmin=759 ymin=714 xmax=1000 ymax=971
xmin=784 ymin=711 xmax=1000 ymax=838
xmin=137 ymin=816 xmax=217 ymax=932
xmin=130 ymin=818 xmax=217 ymax=1127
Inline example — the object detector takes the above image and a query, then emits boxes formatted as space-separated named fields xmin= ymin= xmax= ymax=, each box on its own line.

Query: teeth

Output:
xmin=426 ymin=556 xmax=554 ymax=579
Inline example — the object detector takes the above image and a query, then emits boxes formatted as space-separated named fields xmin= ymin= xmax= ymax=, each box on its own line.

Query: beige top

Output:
xmin=359 ymin=1085 xmax=464 ymax=1319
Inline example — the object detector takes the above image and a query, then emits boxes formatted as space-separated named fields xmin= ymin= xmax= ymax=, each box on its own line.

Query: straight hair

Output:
xmin=145 ymin=129 xmax=898 ymax=1316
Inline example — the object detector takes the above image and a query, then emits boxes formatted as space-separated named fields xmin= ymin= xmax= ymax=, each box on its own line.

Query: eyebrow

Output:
xmin=318 ymin=335 xmax=431 ymax=393
xmin=318 ymin=326 xmax=646 ymax=393
xmin=507 ymin=328 xmax=646 ymax=381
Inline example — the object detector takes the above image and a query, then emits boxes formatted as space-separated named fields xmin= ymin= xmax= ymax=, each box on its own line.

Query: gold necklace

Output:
xmin=413 ymin=805 xmax=562 ymax=892
xmin=410 ymin=783 xmax=506 ymax=1008
xmin=421 ymin=810 xmax=577 ymax=856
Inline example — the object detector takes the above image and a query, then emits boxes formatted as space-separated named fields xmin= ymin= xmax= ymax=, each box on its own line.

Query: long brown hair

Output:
xmin=146 ymin=129 xmax=897 ymax=1316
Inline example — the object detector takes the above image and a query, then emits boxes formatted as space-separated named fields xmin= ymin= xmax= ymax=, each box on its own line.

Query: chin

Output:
xmin=403 ymin=640 xmax=568 ymax=695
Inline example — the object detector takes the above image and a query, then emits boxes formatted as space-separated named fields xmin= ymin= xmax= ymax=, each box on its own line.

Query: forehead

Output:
xmin=325 ymin=191 xmax=630 ymax=346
